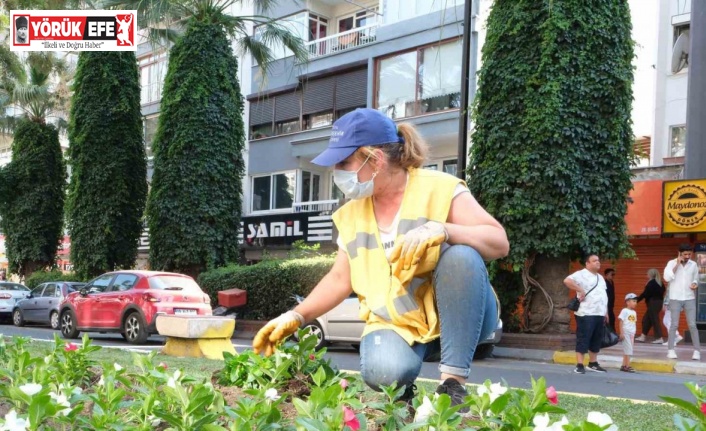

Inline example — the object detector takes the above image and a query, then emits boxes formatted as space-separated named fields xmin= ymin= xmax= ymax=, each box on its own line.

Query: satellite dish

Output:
xmin=671 ymin=31 xmax=690 ymax=73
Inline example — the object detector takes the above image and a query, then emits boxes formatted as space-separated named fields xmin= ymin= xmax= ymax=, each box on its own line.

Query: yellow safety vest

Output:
xmin=332 ymin=168 xmax=464 ymax=345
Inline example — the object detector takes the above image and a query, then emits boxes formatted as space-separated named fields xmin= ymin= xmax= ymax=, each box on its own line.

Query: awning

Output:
xmin=626 ymin=180 xmax=663 ymax=236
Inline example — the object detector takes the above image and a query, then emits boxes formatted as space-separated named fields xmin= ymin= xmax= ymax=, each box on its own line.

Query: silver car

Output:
xmin=294 ymin=293 xmax=503 ymax=359
xmin=0 ymin=282 xmax=30 ymax=319
xmin=13 ymin=282 xmax=86 ymax=329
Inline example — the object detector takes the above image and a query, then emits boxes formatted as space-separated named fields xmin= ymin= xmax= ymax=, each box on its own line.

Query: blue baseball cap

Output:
xmin=311 ymin=108 xmax=402 ymax=167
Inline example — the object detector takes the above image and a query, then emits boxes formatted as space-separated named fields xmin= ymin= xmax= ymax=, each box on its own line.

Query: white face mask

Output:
xmin=333 ymin=155 xmax=377 ymax=200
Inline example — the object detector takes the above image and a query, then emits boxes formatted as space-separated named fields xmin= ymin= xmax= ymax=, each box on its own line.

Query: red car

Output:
xmin=59 ymin=270 xmax=212 ymax=344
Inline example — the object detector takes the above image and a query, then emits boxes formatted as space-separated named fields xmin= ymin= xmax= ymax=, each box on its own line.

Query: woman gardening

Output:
xmin=252 ymin=109 xmax=509 ymax=411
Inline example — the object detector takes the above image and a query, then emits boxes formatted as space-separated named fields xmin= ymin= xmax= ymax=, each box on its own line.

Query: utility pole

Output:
xmin=685 ymin=0 xmax=706 ymax=179
xmin=456 ymin=0 xmax=477 ymax=180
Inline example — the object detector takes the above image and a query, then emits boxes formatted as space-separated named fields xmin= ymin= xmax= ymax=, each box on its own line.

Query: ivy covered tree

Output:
xmin=104 ymin=0 xmax=308 ymax=277
xmin=67 ymin=52 xmax=147 ymax=278
xmin=470 ymin=0 xmax=635 ymax=333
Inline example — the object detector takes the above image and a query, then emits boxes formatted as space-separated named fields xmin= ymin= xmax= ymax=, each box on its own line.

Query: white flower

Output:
xmin=43 ymin=356 xmax=51 ymax=365
xmin=49 ymin=391 xmax=72 ymax=416
xmin=264 ymin=388 xmax=280 ymax=402
xmin=413 ymin=396 xmax=436 ymax=423
xmin=148 ymin=415 xmax=161 ymax=427
xmin=167 ymin=370 xmax=181 ymax=389
xmin=97 ymin=377 xmax=104 ymax=387
xmin=477 ymin=382 xmax=507 ymax=403
xmin=533 ymin=414 xmax=569 ymax=431
xmin=587 ymin=412 xmax=618 ymax=431
xmin=19 ymin=383 xmax=42 ymax=397
xmin=114 ymin=363 xmax=123 ymax=372
xmin=1 ymin=409 xmax=30 ymax=431
xmin=276 ymin=352 xmax=292 ymax=360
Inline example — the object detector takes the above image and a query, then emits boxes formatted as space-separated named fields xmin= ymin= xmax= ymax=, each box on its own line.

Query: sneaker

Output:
xmin=693 ymin=351 xmax=701 ymax=361
xmin=676 ymin=334 xmax=684 ymax=345
xmin=574 ymin=364 xmax=586 ymax=374
xmin=435 ymin=378 xmax=469 ymax=413
xmin=667 ymin=349 xmax=678 ymax=359
xmin=587 ymin=362 xmax=607 ymax=373
xmin=652 ymin=338 xmax=665 ymax=344
xmin=398 ymin=384 xmax=417 ymax=403
xmin=620 ymin=365 xmax=636 ymax=373
xmin=662 ymin=341 xmax=668 ymax=346
xmin=635 ymin=334 xmax=646 ymax=343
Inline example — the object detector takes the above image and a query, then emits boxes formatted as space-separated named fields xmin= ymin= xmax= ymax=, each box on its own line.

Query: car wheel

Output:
xmin=301 ymin=321 xmax=327 ymax=350
xmin=49 ymin=311 xmax=59 ymax=330
xmin=123 ymin=312 xmax=148 ymax=344
xmin=60 ymin=310 xmax=80 ymax=339
xmin=474 ymin=344 xmax=494 ymax=360
xmin=12 ymin=309 xmax=24 ymax=327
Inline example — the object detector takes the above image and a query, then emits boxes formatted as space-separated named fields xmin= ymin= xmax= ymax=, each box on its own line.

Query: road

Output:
xmin=1 ymin=324 xmax=702 ymax=402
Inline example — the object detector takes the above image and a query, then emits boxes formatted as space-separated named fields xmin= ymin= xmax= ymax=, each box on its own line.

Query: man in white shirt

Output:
xmin=664 ymin=243 xmax=700 ymax=361
xmin=564 ymin=254 xmax=609 ymax=374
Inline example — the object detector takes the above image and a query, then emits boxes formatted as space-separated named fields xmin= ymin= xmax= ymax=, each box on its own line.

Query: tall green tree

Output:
xmin=67 ymin=52 xmax=147 ymax=278
xmin=470 ymin=0 xmax=635 ymax=333
xmin=104 ymin=0 xmax=308 ymax=277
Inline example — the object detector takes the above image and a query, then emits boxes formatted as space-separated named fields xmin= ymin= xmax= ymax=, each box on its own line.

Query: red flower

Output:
xmin=546 ymin=386 xmax=558 ymax=405
xmin=64 ymin=343 xmax=78 ymax=352
xmin=340 ymin=379 xmax=349 ymax=389
xmin=309 ymin=354 xmax=315 ymax=361
xmin=342 ymin=406 xmax=360 ymax=431
xmin=158 ymin=362 xmax=168 ymax=370
xmin=701 ymin=402 xmax=706 ymax=415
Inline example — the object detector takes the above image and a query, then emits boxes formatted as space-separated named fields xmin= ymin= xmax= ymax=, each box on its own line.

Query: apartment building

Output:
xmin=241 ymin=0 xmax=474 ymax=260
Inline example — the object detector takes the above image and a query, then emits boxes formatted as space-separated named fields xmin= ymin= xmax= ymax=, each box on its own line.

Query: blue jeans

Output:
xmin=359 ymin=245 xmax=498 ymax=391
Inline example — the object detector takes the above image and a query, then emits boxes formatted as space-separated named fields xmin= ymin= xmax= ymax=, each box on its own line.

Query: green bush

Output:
xmin=25 ymin=270 xmax=86 ymax=289
xmin=198 ymin=256 xmax=334 ymax=320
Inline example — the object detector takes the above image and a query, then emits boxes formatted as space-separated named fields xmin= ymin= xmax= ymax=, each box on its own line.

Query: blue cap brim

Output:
xmin=311 ymin=146 xmax=358 ymax=167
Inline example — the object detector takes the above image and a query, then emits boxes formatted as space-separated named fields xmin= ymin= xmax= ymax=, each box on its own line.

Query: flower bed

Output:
xmin=0 ymin=331 xmax=700 ymax=430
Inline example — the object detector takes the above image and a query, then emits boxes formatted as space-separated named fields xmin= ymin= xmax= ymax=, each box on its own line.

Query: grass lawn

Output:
xmin=22 ymin=339 xmax=684 ymax=430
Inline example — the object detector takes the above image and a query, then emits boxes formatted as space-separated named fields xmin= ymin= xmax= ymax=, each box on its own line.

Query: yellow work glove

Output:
xmin=389 ymin=221 xmax=448 ymax=271
xmin=252 ymin=310 xmax=305 ymax=356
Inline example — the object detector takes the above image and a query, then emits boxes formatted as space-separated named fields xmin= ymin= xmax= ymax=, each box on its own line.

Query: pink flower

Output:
xmin=64 ymin=343 xmax=78 ymax=352
xmin=701 ymin=402 xmax=706 ymax=415
xmin=309 ymin=354 xmax=315 ymax=361
xmin=546 ymin=386 xmax=558 ymax=405
xmin=158 ymin=362 xmax=168 ymax=370
xmin=342 ymin=406 xmax=360 ymax=431
xmin=340 ymin=379 xmax=349 ymax=389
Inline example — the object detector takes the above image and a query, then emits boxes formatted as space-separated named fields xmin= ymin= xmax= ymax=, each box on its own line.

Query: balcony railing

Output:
xmin=305 ymin=24 xmax=379 ymax=59
xmin=141 ymin=81 xmax=163 ymax=105
xmin=292 ymin=199 xmax=340 ymax=214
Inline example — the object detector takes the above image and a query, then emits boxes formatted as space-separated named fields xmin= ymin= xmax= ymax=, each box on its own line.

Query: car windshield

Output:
xmin=148 ymin=276 xmax=201 ymax=291
xmin=0 ymin=283 xmax=28 ymax=291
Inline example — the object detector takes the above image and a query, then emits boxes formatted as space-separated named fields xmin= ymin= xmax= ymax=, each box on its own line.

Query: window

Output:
xmin=251 ymin=123 xmax=273 ymax=139
xmin=30 ymin=285 xmax=45 ymax=297
xmin=423 ymin=164 xmax=438 ymax=170
xmin=331 ymin=176 xmax=344 ymax=200
xmin=309 ymin=13 xmax=328 ymax=41
xmin=376 ymin=40 xmax=462 ymax=119
xmin=144 ymin=115 xmax=158 ymax=159
xmin=670 ymin=125 xmax=687 ymax=157
xmin=139 ymin=55 xmax=167 ymax=105
xmin=304 ymin=111 xmax=333 ymax=129
xmin=674 ymin=23 xmax=690 ymax=45
xmin=301 ymin=171 xmax=321 ymax=202
xmin=111 ymin=274 xmax=138 ymax=292
xmin=42 ymin=284 xmax=56 ymax=297
xmin=275 ymin=119 xmax=301 ymax=134
xmin=443 ymin=160 xmax=458 ymax=177
xmin=338 ymin=7 xmax=378 ymax=32
xmin=252 ymin=172 xmax=296 ymax=212
xmin=86 ymin=274 xmax=114 ymax=293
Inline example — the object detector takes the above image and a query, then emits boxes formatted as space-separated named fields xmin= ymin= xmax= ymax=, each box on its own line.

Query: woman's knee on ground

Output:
xmin=360 ymin=359 xmax=420 ymax=392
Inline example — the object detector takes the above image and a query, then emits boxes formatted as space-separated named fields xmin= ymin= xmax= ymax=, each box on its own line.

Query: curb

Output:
xmin=552 ymin=350 xmax=682 ymax=374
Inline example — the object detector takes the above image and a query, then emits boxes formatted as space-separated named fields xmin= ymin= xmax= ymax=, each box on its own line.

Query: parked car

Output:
xmin=0 ymin=282 xmax=30 ymax=320
xmin=293 ymin=293 xmax=503 ymax=359
xmin=13 ymin=282 xmax=86 ymax=329
xmin=58 ymin=270 xmax=213 ymax=344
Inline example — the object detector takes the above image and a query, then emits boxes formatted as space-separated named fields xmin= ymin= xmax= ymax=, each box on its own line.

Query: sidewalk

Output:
xmin=495 ymin=337 xmax=706 ymax=376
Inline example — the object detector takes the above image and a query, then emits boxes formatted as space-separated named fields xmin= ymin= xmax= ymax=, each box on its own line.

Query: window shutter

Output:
xmin=249 ymin=98 xmax=273 ymax=126
xmin=335 ymin=69 xmax=368 ymax=110
xmin=302 ymin=77 xmax=335 ymax=115
xmin=275 ymin=91 xmax=301 ymax=121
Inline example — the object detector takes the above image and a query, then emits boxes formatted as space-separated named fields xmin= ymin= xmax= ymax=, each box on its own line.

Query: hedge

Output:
xmin=197 ymin=256 xmax=335 ymax=320
xmin=25 ymin=270 xmax=86 ymax=289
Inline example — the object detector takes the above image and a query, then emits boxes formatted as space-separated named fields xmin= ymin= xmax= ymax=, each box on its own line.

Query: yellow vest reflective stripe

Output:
xmin=333 ymin=168 xmax=464 ymax=345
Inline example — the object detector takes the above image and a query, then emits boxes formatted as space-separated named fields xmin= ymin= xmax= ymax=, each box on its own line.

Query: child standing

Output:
xmin=618 ymin=293 xmax=639 ymax=372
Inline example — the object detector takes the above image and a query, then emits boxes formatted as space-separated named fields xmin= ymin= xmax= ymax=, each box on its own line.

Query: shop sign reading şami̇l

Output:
xmin=10 ymin=10 xmax=137 ymax=52
xmin=663 ymin=179 xmax=706 ymax=233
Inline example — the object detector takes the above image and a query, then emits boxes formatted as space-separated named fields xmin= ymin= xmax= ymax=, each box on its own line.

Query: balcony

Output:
xmin=141 ymin=81 xmax=164 ymax=106
xmin=305 ymin=24 xmax=378 ymax=59
xmin=292 ymin=199 xmax=340 ymax=215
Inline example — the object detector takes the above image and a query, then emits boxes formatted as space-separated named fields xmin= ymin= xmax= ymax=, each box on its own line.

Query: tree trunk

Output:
xmin=527 ymin=254 xmax=572 ymax=333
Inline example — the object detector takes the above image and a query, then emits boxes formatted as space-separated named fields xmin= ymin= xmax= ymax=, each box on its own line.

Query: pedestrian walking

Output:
xmin=604 ymin=268 xmax=616 ymax=332
xmin=664 ymin=243 xmax=700 ymax=360
xmin=564 ymin=254 xmax=609 ymax=374
xmin=635 ymin=268 xmax=666 ymax=344
xmin=618 ymin=293 xmax=639 ymax=372
xmin=252 ymin=108 xmax=509 ymax=410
